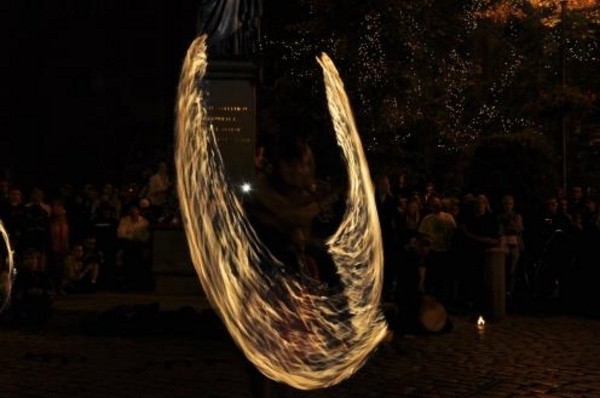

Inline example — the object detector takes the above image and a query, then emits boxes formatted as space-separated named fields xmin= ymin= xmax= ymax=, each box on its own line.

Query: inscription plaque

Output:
xmin=204 ymin=78 xmax=256 ymax=188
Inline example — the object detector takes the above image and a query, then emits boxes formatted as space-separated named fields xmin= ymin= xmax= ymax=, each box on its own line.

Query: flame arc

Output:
xmin=175 ymin=36 xmax=387 ymax=390
xmin=0 ymin=219 xmax=15 ymax=312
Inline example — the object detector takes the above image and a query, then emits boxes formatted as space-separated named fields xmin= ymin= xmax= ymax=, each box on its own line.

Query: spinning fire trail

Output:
xmin=175 ymin=36 xmax=387 ymax=390
xmin=0 ymin=220 xmax=15 ymax=312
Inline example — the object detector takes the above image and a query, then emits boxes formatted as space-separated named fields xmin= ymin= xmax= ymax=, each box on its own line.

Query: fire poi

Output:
xmin=175 ymin=36 xmax=387 ymax=390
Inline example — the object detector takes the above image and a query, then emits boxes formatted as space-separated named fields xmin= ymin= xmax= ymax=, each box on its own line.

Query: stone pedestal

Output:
xmin=484 ymin=248 xmax=506 ymax=321
xmin=152 ymin=227 xmax=204 ymax=295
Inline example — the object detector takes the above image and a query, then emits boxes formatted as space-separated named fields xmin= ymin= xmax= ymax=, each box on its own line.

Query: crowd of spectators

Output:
xmin=373 ymin=172 xmax=600 ymax=325
xmin=248 ymin=138 xmax=600 ymax=334
xmin=1 ymin=152 xmax=598 ymax=327
xmin=0 ymin=161 xmax=180 ymax=325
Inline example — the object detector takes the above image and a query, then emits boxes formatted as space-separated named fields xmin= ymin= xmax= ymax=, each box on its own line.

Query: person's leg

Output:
xmin=505 ymin=246 xmax=520 ymax=297
xmin=122 ymin=241 xmax=137 ymax=290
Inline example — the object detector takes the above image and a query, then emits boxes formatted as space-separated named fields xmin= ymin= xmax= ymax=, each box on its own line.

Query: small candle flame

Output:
xmin=477 ymin=316 xmax=485 ymax=327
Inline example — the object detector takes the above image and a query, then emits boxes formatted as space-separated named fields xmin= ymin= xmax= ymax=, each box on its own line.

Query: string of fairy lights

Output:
xmin=260 ymin=0 xmax=597 ymax=153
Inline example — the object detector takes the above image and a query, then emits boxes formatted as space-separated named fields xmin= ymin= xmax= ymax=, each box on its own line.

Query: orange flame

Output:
xmin=477 ymin=316 xmax=486 ymax=327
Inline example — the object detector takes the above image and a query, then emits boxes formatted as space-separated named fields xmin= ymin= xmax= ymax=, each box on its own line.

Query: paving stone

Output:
xmin=0 ymin=293 xmax=599 ymax=397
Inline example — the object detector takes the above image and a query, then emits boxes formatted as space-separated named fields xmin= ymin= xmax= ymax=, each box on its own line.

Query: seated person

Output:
xmin=83 ymin=236 xmax=104 ymax=275
xmin=117 ymin=205 xmax=151 ymax=291
xmin=63 ymin=244 xmax=99 ymax=293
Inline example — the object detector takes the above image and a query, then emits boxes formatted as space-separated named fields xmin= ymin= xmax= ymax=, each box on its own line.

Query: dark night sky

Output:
xmin=3 ymin=0 xmax=200 ymax=188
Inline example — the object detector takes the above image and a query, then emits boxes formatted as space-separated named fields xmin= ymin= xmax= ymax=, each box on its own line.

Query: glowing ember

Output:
xmin=0 ymin=219 xmax=15 ymax=312
xmin=175 ymin=36 xmax=387 ymax=390
xmin=477 ymin=316 xmax=486 ymax=327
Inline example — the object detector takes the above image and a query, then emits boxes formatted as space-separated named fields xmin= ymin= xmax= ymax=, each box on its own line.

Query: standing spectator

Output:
xmin=423 ymin=182 xmax=437 ymax=210
xmin=393 ymin=233 xmax=431 ymax=335
xmin=459 ymin=194 xmax=500 ymax=311
xmin=569 ymin=185 xmax=585 ymax=216
xmin=443 ymin=196 xmax=461 ymax=222
xmin=160 ymin=185 xmax=182 ymax=226
xmin=498 ymin=195 xmax=524 ymax=300
xmin=57 ymin=184 xmax=75 ymax=211
xmin=120 ymin=182 xmax=141 ymax=211
xmin=558 ymin=197 xmax=573 ymax=225
xmin=56 ymin=184 xmax=76 ymax=224
xmin=393 ymin=171 xmax=410 ymax=199
xmin=375 ymin=174 xmax=400 ymax=300
xmin=23 ymin=188 xmax=51 ymax=263
xmin=526 ymin=196 xmax=573 ymax=261
xmin=578 ymin=195 xmax=600 ymax=315
xmin=82 ymin=184 xmax=100 ymax=226
xmin=539 ymin=197 xmax=572 ymax=236
xmin=49 ymin=200 xmax=70 ymax=291
xmin=583 ymin=196 xmax=600 ymax=232
xmin=403 ymin=198 xmax=422 ymax=244
xmin=92 ymin=187 xmax=120 ymax=288
xmin=96 ymin=183 xmax=122 ymax=222
xmin=27 ymin=187 xmax=51 ymax=216
xmin=83 ymin=235 xmax=104 ymax=280
xmin=529 ymin=197 xmax=576 ymax=300
xmin=418 ymin=196 xmax=457 ymax=303
xmin=67 ymin=186 xmax=91 ymax=245
xmin=0 ymin=187 xmax=27 ymax=250
xmin=117 ymin=205 xmax=151 ymax=291
xmin=0 ymin=177 xmax=9 ymax=205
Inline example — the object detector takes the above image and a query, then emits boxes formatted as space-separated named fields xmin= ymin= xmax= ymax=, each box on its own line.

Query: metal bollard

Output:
xmin=484 ymin=248 xmax=506 ymax=321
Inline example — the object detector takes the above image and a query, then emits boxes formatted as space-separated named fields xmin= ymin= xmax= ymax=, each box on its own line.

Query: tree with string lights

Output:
xmin=259 ymin=0 xmax=598 ymax=189
xmin=478 ymin=0 xmax=599 ymax=190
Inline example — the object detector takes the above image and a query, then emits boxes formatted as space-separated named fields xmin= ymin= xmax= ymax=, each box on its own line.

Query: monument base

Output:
xmin=152 ymin=227 xmax=204 ymax=296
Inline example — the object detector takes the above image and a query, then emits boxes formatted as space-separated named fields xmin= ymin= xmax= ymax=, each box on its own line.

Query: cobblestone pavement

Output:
xmin=0 ymin=292 xmax=599 ymax=398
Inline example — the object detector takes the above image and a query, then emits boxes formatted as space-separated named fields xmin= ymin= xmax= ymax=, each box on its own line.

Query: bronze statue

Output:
xmin=196 ymin=0 xmax=263 ymax=58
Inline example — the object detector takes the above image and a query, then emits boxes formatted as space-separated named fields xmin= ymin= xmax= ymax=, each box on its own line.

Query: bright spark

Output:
xmin=241 ymin=183 xmax=252 ymax=193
